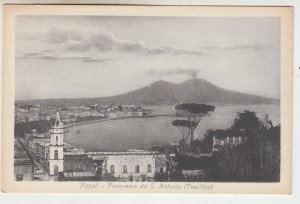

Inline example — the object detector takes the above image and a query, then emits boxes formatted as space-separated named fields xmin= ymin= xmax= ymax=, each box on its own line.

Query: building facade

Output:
xmin=35 ymin=142 xmax=49 ymax=161
xmin=87 ymin=150 xmax=168 ymax=181
xmin=212 ymin=135 xmax=242 ymax=152
xmin=28 ymin=136 xmax=50 ymax=154
xmin=14 ymin=140 xmax=34 ymax=181
xmin=48 ymin=112 xmax=64 ymax=176
xmin=105 ymin=154 xmax=155 ymax=180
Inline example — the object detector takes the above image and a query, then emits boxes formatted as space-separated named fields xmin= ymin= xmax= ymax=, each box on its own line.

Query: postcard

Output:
xmin=1 ymin=5 xmax=293 ymax=194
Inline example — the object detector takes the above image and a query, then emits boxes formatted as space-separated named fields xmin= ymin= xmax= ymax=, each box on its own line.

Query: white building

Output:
xmin=212 ymin=135 xmax=242 ymax=152
xmin=27 ymin=135 xmax=50 ymax=154
xmin=48 ymin=112 xmax=64 ymax=176
xmin=87 ymin=150 xmax=167 ymax=181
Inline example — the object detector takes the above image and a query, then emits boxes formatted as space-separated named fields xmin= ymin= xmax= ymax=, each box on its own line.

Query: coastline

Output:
xmin=64 ymin=115 xmax=176 ymax=129
xmin=63 ymin=103 xmax=280 ymax=130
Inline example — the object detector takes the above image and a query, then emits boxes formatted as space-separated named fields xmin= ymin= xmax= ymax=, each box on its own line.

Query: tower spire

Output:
xmin=54 ymin=111 xmax=63 ymax=128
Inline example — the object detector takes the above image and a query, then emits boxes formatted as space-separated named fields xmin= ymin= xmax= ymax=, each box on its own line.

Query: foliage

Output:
xmin=154 ymin=172 xmax=169 ymax=181
xmin=14 ymin=120 xmax=52 ymax=137
xmin=171 ymin=119 xmax=198 ymax=128
xmin=140 ymin=174 xmax=147 ymax=182
xmin=175 ymin=103 xmax=216 ymax=118
xmin=231 ymin=110 xmax=261 ymax=131
xmin=171 ymin=119 xmax=197 ymax=141
xmin=212 ymin=110 xmax=280 ymax=182
xmin=170 ymin=170 xmax=185 ymax=181
xmin=172 ymin=110 xmax=280 ymax=182
xmin=103 ymin=173 xmax=117 ymax=181
xmin=178 ymin=139 xmax=189 ymax=153
xmin=189 ymin=137 xmax=213 ymax=154
xmin=173 ymin=103 xmax=215 ymax=143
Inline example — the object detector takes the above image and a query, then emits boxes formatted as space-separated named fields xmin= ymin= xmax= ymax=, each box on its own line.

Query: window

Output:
xmin=54 ymin=150 xmax=58 ymax=160
xmin=135 ymin=164 xmax=140 ymax=173
xmin=56 ymin=136 xmax=58 ymax=145
xmin=110 ymin=165 xmax=115 ymax=174
xmin=54 ymin=165 xmax=59 ymax=175
xmin=147 ymin=164 xmax=152 ymax=173
xmin=123 ymin=165 xmax=128 ymax=173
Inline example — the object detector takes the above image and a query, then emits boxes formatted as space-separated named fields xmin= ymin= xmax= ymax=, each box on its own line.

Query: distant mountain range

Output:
xmin=16 ymin=79 xmax=279 ymax=106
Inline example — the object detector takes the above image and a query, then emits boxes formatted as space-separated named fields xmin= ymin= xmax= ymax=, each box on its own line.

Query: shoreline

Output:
xmin=64 ymin=115 xmax=176 ymax=129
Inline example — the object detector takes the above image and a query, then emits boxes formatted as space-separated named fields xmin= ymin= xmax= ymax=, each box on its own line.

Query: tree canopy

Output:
xmin=175 ymin=103 xmax=215 ymax=120
xmin=231 ymin=110 xmax=261 ymax=131
xmin=173 ymin=103 xmax=215 ymax=142
xmin=171 ymin=119 xmax=198 ymax=129
xmin=210 ymin=111 xmax=280 ymax=182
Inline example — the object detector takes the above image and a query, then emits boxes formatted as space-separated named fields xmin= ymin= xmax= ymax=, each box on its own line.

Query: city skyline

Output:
xmin=16 ymin=16 xmax=280 ymax=100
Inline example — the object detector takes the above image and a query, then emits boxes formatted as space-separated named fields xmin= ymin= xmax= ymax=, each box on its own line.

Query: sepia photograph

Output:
xmin=1 ymin=5 xmax=292 ymax=194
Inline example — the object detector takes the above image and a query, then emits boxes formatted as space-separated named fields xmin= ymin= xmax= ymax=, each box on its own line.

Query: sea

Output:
xmin=64 ymin=104 xmax=280 ymax=152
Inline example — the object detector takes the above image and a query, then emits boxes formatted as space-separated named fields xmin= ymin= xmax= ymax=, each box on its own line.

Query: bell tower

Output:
xmin=48 ymin=111 xmax=64 ymax=176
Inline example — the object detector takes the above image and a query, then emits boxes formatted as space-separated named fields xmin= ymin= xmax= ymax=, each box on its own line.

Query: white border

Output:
xmin=0 ymin=0 xmax=299 ymax=204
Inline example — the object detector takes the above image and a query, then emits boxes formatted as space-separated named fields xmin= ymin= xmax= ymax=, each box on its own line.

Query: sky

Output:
xmin=15 ymin=16 xmax=280 ymax=100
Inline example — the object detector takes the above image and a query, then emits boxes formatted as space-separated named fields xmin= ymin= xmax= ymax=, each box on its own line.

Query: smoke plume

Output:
xmin=146 ymin=67 xmax=200 ymax=80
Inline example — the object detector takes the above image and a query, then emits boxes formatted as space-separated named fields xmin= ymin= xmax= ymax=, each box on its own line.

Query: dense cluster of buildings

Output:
xmin=14 ymin=103 xmax=154 ymax=125
xmin=15 ymin=112 xmax=173 ymax=181
xmin=14 ymin=108 xmax=246 ymax=182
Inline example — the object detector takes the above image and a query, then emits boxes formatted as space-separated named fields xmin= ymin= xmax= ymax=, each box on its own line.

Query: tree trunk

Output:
xmin=190 ymin=128 xmax=194 ymax=143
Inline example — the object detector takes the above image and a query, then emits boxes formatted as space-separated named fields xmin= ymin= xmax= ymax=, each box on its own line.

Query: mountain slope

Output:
xmin=17 ymin=79 xmax=279 ymax=106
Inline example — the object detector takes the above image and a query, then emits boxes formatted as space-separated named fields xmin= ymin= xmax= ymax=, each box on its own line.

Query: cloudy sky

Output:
xmin=16 ymin=16 xmax=280 ymax=100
